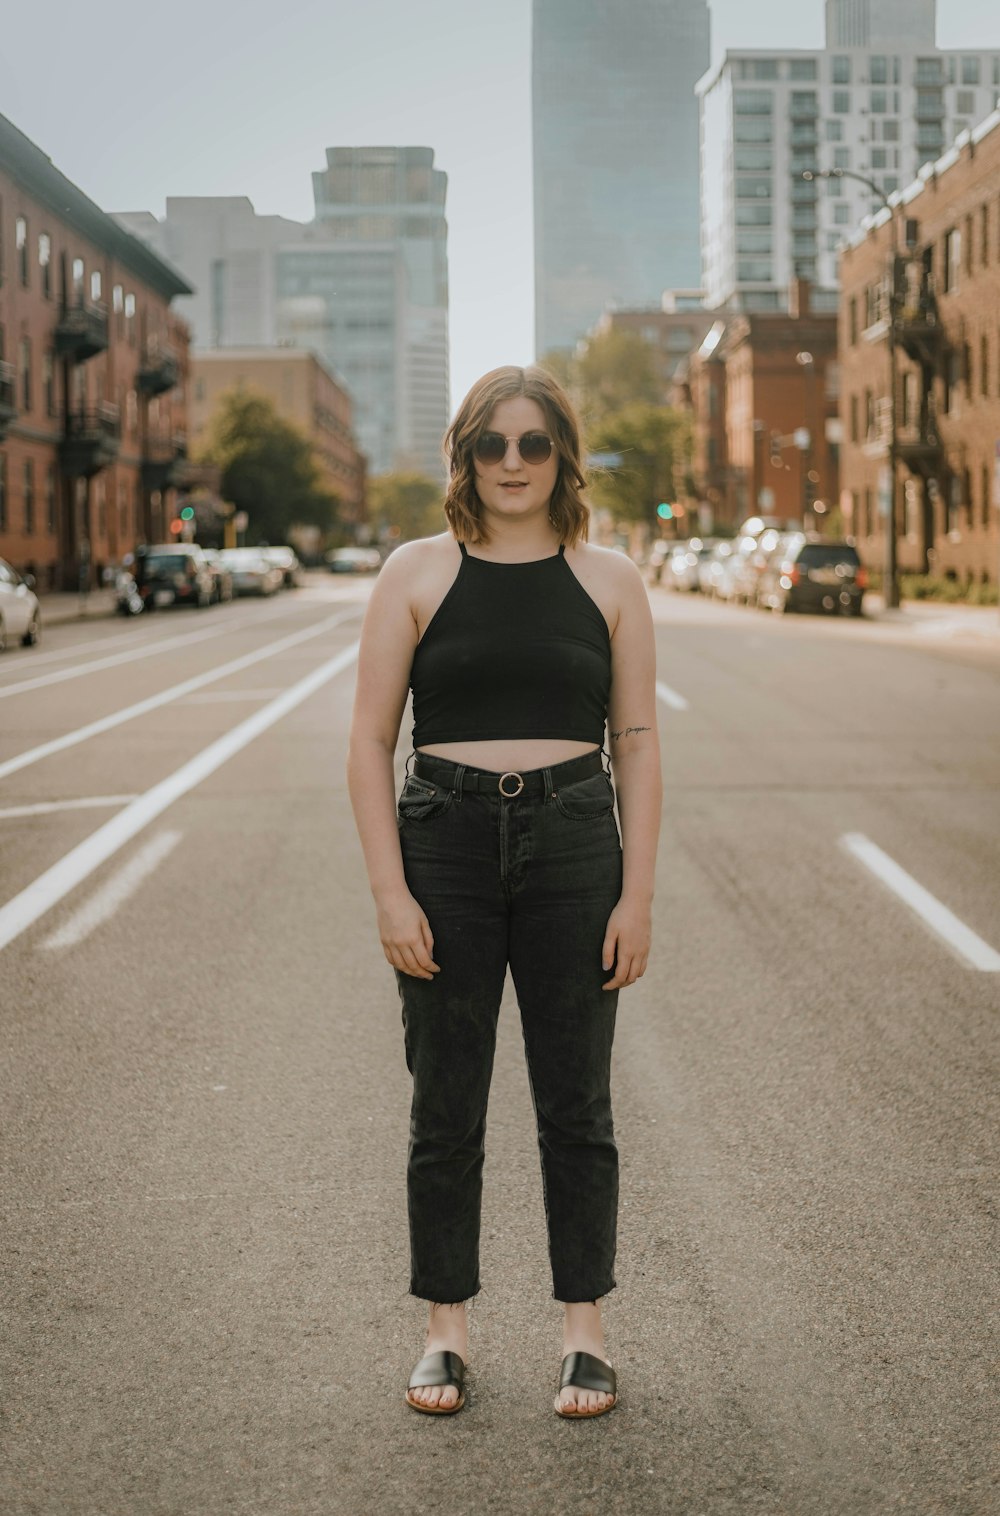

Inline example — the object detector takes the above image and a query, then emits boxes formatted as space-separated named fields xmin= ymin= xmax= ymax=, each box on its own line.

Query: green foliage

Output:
xmin=899 ymin=573 xmax=998 ymax=605
xmin=587 ymin=405 xmax=692 ymax=525
xmin=197 ymin=390 xmax=340 ymax=545
xmin=369 ymin=473 xmax=444 ymax=541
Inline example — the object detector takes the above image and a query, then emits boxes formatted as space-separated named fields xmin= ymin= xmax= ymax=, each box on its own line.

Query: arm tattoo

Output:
xmin=610 ymin=725 xmax=651 ymax=740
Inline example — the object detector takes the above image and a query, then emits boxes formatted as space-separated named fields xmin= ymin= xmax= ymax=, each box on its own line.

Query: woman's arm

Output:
xmin=602 ymin=554 xmax=662 ymax=989
xmin=346 ymin=544 xmax=440 ymax=981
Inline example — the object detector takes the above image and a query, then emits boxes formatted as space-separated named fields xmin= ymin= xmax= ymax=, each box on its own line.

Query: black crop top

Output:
xmin=409 ymin=543 xmax=612 ymax=747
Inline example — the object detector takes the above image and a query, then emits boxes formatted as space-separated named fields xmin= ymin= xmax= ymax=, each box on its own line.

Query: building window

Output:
xmin=862 ymin=487 xmax=872 ymax=535
xmin=734 ymin=89 xmax=773 ymax=114
xmin=981 ymin=334 xmax=990 ymax=397
xmin=984 ymin=463 xmax=992 ymax=528
xmin=834 ymin=203 xmax=851 ymax=225
xmin=832 ymin=56 xmax=851 ymax=84
xmin=944 ymin=228 xmax=961 ymax=292
xmin=91 ymin=270 xmax=102 ymax=302
xmin=961 ymin=56 xmax=981 ymax=86
xmin=964 ymin=215 xmax=974 ymax=276
xmin=827 ymin=176 xmax=845 ymax=196
xmin=826 ymin=119 xmax=843 ymax=141
xmin=38 ymin=233 xmax=51 ymax=298
xmin=750 ymin=59 xmax=779 ymax=80
xmin=849 ymin=297 xmax=858 ymax=344
xmin=734 ymin=118 xmax=773 ymax=143
xmin=736 ymin=259 xmax=773 ymax=281
xmin=16 ymin=215 xmax=28 ymax=286
xmin=46 ymin=466 xmax=57 ymax=535
xmin=882 ymin=120 xmax=899 ymax=141
xmin=834 ymin=148 xmax=850 ymax=168
xmin=0 ymin=455 xmax=6 ymax=531
xmin=872 ymin=148 xmax=887 ymax=169
xmin=832 ymin=91 xmax=851 ymax=114
xmin=735 ymin=203 xmax=772 ymax=225
xmin=735 ymin=176 xmax=772 ymax=199
xmin=23 ymin=459 xmax=35 ymax=535
xmin=957 ymin=89 xmax=975 ymax=115
xmin=18 ymin=337 xmax=31 ymax=412
xmin=981 ymin=204 xmax=990 ymax=266
xmin=124 ymin=293 xmax=136 ymax=346
xmin=43 ymin=350 xmax=55 ymax=416
xmin=790 ymin=58 xmax=817 ymax=80
xmin=850 ymin=394 xmax=859 ymax=441
xmin=870 ymin=89 xmax=888 ymax=113
xmin=870 ymin=56 xmax=889 ymax=84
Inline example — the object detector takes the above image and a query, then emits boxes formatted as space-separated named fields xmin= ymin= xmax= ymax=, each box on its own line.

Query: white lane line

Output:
xmin=40 ymin=830 xmax=182 ymax=951
xmin=656 ymin=680 xmax=690 ymax=712
xmin=0 ymin=641 xmax=359 ymax=952
xmin=0 ymin=609 xmax=361 ymax=782
xmin=0 ymin=795 xmax=137 ymax=821
xmin=0 ymin=601 xmax=300 ymax=700
xmin=841 ymin=832 xmax=1000 ymax=972
xmin=180 ymin=688 xmax=285 ymax=704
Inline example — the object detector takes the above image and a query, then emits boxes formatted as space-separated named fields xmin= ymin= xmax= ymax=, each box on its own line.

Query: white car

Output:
xmin=217 ymin=548 xmax=284 ymax=596
xmin=0 ymin=558 xmax=41 ymax=650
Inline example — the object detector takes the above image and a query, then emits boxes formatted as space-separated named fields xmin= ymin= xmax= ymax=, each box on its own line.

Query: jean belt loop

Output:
xmin=453 ymin=763 xmax=466 ymax=801
xmin=542 ymin=765 xmax=554 ymax=801
xmin=405 ymin=750 xmax=415 ymax=778
xmin=600 ymin=745 xmax=612 ymax=777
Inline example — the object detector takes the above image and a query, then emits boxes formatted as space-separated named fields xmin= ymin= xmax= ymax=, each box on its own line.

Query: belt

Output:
xmin=413 ymin=747 xmax=604 ymax=799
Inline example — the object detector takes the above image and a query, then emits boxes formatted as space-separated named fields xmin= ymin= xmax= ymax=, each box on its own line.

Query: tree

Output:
xmin=539 ymin=327 xmax=661 ymax=426
xmin=369 ymin=473 xmax=444 ymax=542
xmin=586 ymin=404 xmax=692 ymax=525
xmin=196 ymin=390 xmax=340 ymax=545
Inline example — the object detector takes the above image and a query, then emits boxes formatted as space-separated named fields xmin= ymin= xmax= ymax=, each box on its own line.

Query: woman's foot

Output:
xmin=555 ymin=1299 xmax=616 ymax=1416
xmin=406 ymin=1301 xmax=468 ymax=1411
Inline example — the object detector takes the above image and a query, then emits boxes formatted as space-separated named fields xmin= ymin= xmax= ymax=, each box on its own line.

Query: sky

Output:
xmin=1 ymin=0 xmax=996 ymax=409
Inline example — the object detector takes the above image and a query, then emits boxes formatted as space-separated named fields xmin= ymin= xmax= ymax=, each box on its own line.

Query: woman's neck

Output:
xmin=472 ymin=515 xmax=561 ymax=562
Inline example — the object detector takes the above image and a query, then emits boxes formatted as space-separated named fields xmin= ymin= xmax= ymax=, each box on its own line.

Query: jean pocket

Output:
xmin=552 ymin=770 xmax=616 ymax=820
xmin=397 ymin=775 xmax=455 ymax=823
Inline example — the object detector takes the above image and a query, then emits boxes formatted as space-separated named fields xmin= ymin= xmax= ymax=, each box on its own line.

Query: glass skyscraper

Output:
xmin=532 ymin=0 xmax=710 ymax=357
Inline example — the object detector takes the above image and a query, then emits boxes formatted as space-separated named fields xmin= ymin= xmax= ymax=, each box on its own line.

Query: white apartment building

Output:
xmin=699 ymin=0 xmax=1000 ymax=311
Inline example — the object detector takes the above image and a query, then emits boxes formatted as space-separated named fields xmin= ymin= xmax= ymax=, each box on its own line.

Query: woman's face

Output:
xmin=472 ymin=396 xmax=559 ymax=525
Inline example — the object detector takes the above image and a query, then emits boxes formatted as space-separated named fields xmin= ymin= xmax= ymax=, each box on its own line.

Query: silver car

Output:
xmin=217 ymin=548 xmax=284 ymax=596
xmin=0 ymin=558 xmax=41 ymax=650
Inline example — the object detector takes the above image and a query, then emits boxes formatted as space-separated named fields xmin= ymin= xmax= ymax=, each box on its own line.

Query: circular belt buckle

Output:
xmin=498 ymin=771 xmax=525 ymax=798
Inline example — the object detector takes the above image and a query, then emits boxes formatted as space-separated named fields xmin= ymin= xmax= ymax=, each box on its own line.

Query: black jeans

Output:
xmin=394 ymin=747 xmax=623 ymax=1304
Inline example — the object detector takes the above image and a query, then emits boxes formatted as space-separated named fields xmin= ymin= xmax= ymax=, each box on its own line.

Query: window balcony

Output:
xmin=915 ymin=97 xmax=945 ymax=121
xmin=789 ymin=99 xmax=819 ymax=120
xmin=137 ymin=344 xmax=180 ymax=396
xmin=790 ymin=126 xmax=819 ymax=147
xmin=54 ymin=301 xmax=109 ymax=361
xmin=896 ymin=400 xmax=943 ymax=471
xmin=141 ymin=434 xmax=192 ymax=492
xmin=0 ymin=361 xmax=16 ymax=440
xmin=60 ymin=406 xmax=120 ymax=476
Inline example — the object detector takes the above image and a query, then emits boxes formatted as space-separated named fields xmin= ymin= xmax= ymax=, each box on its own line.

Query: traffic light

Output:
xmin=180 ymin=505 xmax=195 ymax=522
xmin=656 ymin=502 xmax=674 ymax=520
xmin=169 ymin=517 xmax=183 ymax=536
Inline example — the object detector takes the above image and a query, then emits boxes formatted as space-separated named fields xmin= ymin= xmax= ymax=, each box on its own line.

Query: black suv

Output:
xmin=134 ymin=545 xmax=215 ymax=611
xmin=757 ymin=536 xmax=867 ymax=617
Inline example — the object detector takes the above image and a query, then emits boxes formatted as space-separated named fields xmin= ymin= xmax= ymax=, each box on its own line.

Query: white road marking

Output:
xmin=0 ymin=601 xmax=299 ymax=700
xmin=0 ymin=609 xmax=360 ymax=782
xmin=0 ymin=795 xmax=137 ymax=820
xmin=40 ymin=830 xmax=182 ymax=950
xmin=179 ymin=688 xmax=285 ymax=703
xmin=656 ymin=680 xmax=690 ymax=712
xmin=0 ymin=641 xmax=359 ymax=952
xmin=841 ymin=832 xmax=1000 ymax=972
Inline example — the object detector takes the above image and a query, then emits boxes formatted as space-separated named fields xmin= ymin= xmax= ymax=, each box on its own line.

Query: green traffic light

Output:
xmin=180 ymin=506 xmax=195 ymax=521
xmin=656 ymin=503 xmax=673 ymax=520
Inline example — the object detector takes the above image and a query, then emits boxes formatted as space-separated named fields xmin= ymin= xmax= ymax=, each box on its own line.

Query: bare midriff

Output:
xmin=416 ymin=737 xmax=601 ymax=771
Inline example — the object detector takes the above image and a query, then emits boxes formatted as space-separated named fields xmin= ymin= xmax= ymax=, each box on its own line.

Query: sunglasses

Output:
xmin=473 ymin=430 xmax=554 ymax=466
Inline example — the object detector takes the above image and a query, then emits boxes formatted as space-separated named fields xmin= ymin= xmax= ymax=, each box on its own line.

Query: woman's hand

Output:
xmin=377 ymin=888 xmax=441 ymax=981
xmin=601 ymin=895 xmax=651 ymax=990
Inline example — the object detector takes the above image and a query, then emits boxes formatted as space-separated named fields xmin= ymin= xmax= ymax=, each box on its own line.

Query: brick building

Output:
xmin=674 ymin=280 xmax=840 ymax=531
xmin=0 ymin=113 xmax=193 ymax=590
xmin=838 ymin=108 xmax=1000 ymax=584
xmin=189 ymin=348 xmax=366 ymax=530
xmin=589 ymin=293 xmax=716 ymax=404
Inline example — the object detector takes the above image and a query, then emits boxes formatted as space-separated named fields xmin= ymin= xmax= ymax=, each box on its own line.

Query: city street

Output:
xmin=1 ymin=573 xmax=997 ymax=1515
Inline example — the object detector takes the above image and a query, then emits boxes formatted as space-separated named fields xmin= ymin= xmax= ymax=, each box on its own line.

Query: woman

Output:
xmin=346 ymin=365 xmax=661 ymax=1419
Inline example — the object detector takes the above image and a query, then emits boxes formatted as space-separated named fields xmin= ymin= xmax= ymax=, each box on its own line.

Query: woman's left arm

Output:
xmin=602 ymin=554 xmax=663 ymax=990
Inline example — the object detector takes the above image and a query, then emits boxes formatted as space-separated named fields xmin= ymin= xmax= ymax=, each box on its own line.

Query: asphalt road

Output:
xmin=1 ymin=573 xmax=997 ymax=1516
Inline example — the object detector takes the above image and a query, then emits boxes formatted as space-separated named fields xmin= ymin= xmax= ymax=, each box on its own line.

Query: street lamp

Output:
xmin=802 ymin=167 xmax=899 ymax=608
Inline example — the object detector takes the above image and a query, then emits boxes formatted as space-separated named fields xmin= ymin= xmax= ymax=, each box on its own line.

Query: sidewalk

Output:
xmin=37 ymin=588 xmax=118 ymax=628
xmin=864 ymin=593 xmax=1000 ymax=641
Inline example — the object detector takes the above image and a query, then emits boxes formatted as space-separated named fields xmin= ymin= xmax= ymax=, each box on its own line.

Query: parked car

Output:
xmin=261 ymin=546 xmax=301 ymax=588
xmin=646 ymin=539 xmax=673 ymax=585
xmin=0 ymin=558 xmax=41 ymax=649
xmin=134 ymin=545 xmax=215 ymax=610
xmin=217 ymin=548 xmax=284 ymax=596
xmin=698 ymin=541 xmax=734 ymax=597
xmin=731 ymin=528 xmax=791 ymax=608
xmin=201 ymin=549 xmax=234 ymax=604
xmin=666 ymin=541 xmax=714 ymax=592
xmin=325 ymin=546 xmax=382 ymax=574
xmin=757 ymin=535 xmax=868 ymax=616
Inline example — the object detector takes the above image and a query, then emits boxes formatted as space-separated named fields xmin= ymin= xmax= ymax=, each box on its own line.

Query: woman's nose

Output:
xmin=502 ymin=438 xmax=522 ymax=468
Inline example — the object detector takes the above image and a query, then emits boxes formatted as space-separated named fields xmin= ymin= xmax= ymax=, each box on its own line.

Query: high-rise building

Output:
xmin=532 ymin=0 xmax=711 ymax=357
xmin=114 ymin=146 xmax=450 ymax=480
xmin=698 ymin=0 xmax=1000 ymax=312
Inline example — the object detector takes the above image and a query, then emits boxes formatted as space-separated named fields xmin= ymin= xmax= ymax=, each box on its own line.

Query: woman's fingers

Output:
xmin=386 ymin=940 xmax=441 ymax=980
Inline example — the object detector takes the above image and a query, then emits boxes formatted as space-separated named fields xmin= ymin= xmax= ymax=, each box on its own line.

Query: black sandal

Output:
xmin=555 ymin=1351 xmax=617 ymax=1418
xmin=405 ymin=1350 xmax=466 ymax=1415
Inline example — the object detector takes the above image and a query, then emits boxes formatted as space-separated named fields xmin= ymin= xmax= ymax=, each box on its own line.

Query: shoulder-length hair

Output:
xmin=443 ymin=365 xmax=590 ymax=546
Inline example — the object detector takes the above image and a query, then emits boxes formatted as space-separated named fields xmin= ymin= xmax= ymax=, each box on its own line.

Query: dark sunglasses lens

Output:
xmin=474 ymin=432 xmax=506 ymax=464
xmin=519 ymin=432 xmax=553 ymax=464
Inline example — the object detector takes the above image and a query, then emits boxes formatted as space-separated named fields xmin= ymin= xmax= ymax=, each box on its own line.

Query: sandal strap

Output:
xmin=408 ymin=1350 xmax=465 ymax=1392
xmin=559 ymin=1351 xmax=617 ymax=1396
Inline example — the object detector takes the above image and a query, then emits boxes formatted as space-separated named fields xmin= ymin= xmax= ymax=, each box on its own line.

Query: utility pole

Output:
xmin=803 ymin=167 xmax=899 ymax=607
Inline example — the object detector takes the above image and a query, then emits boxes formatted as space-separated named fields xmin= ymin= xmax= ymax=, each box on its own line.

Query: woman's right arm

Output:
xmin=346 ymin=543 xmax=440 ymax=982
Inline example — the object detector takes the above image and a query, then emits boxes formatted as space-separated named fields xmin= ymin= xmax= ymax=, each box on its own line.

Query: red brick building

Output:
xmin=675 ymin=281 xmax=840 ymax=532
xmin=0 ymin=113 xmax=192 ymax=590
xmin=838 ymin=110 xmax=1000 ymax=585
xmin=590 ymin=295 xmax=717 ymax=405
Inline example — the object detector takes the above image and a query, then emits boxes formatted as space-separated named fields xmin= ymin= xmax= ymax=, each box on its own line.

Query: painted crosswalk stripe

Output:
xmin=41 ymin=830 xmax=182 ymax=950
xmin=841 ymin=832 xmax=1000 ymax=972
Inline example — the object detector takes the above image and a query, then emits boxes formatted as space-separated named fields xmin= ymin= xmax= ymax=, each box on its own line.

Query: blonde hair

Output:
xmin=443 ymin=365 xmax=590 ymax=545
